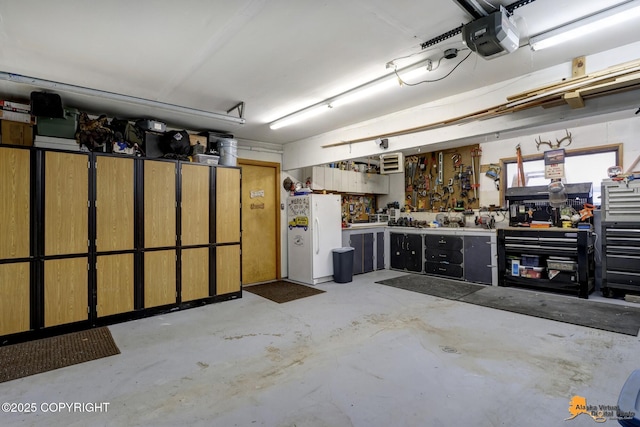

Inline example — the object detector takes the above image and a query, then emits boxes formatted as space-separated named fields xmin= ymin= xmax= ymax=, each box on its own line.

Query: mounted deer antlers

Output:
xmin=535 ymin=129 xmax=572 ymax=151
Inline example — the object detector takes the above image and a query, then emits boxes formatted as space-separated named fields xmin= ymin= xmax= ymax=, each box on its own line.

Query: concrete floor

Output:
xmin=1 ymin=270 xmax=639 ymax=427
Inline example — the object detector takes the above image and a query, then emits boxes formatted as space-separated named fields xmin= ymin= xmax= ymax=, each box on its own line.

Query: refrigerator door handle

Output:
xmin=315 ymin=217 xmax=320 ymax=254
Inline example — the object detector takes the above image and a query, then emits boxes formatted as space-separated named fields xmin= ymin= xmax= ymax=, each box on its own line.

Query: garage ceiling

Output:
xmin=1 ymin=0 xmax=639 ymax=145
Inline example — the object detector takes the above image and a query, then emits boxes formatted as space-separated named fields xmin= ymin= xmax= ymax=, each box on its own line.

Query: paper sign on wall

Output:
xmin=544 ymin=148 xmax=565 ymax=179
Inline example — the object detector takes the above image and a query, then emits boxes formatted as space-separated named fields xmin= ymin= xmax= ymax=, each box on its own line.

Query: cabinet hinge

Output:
xmin=88 ymin=161 xmax=91 ymax=169
xmin=87 ymin=306 xmax=90 ymax=314
xmin=87 ymin=200 xmax=90 ymax=208
xmin=88 ymin=239 xmax=90 ymax=248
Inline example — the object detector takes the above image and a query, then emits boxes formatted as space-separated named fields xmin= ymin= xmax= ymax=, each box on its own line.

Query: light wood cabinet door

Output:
xmin=216 ymin=168 xmax=240 ymax=244
xmin=181 ymin=247 xmax=210 ymax=301
xmin=0 ymin=262 xmax=30 ymax=335
xmin=96 ymin=254 xmax=134 ymax=317
xmin=44 ymin=151 xmax=89 ymax=256
xmin=144 ymin=160 xmax=176 ymax=248
xmin=144 ymin=250 xmax=176 ymax=308
xmin=216 ymin=245 xmax=240 ymax=295
xmin=44 ymin=257 xmax=88 ymax=327
xmin=96 ymin=156 xmax=134 ymax=252
xmin=0 ymin=147 xmax=30 ymax=260
xmin=181 ymin=164 xmax=210 ymax=246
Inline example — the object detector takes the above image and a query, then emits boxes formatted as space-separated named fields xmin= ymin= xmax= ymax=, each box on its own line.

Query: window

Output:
xmin=504 ymin=146 xmax=620 ymax=205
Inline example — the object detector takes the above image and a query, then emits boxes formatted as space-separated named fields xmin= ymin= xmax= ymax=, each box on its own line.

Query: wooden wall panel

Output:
xmin=144 ymin=161 xmax=176 ymax=248
xmin=44 ymin=152 xmax=89 ymax=256
xmin=0 ymin=147 xmax=30 ymax=259
xmin=144 ymin=250 xmax=176 ymax=308
xmin=0 ymin=262 xmax=30 ymax=335
xmin=181 ymin=247 xmax=210 ymax=301
xmin=96 ymin=254 xmax=134 ymax=317
xmin=216 ymin=245 xmax=240 ymax=295
xmin=96 ymin=156 xmax=134 ymax=252
xmin=181 ymin=164 xmax=210 ymax=246
xmin=216 ymin=168 xmax=240 ymax=243
xmin=44 ymin=257 xmax=88 ymax=327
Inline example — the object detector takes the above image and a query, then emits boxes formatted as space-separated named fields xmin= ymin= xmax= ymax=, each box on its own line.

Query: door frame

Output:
xmin=237 ymin=159 xmax=282 ymax=280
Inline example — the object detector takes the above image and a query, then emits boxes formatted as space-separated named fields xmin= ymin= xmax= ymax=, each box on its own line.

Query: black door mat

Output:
xmin=244 ymin=280 xmax=325 ymax=303
xmin=376 ymin=274 xmax=485 ymax=300
xmin=376 ymin=274 xmax=640 ymax=336
xmin=0 ymin=327 xmax=120 ymax=383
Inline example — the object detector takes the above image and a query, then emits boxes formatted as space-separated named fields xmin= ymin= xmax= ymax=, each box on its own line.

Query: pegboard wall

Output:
xmin=404 ymin=143 xmax=481 ymax=212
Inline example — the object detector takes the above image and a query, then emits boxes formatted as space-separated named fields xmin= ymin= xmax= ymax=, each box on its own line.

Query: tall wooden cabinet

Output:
xmin=95 ymin=155 xmax=135 ymax=317
xmin=0 ymin=146 xmax=242 ymax=343
xmin=0 ymin=147 xmax=30 ymax=336
xmin=215 ymin=167 xmax=241 ymax=294
xmin=43 ymin=151 xmax=90 ymax=328
xmin=180 ymin=163 xmax=211 ymax=302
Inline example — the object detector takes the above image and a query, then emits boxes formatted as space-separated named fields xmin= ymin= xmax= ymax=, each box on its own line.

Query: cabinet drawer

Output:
xmin=605 ymin=270 xmax=640 ymax=287
xmin=425 ymin=261 xmax=463 ymax=278
xmin=424 ymin=235 xmax=462 ymax=251
xmin=606 ymin=254 xmax=640 ymax=273
xmin=425 ymin=248 xmax=463 ymax=264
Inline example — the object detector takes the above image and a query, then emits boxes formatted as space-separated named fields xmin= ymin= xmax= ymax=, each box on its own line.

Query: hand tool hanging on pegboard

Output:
xmin=471 ymin=146 xmax=481 ymax=200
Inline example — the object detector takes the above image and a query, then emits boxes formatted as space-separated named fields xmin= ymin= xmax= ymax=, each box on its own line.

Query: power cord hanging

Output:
xmin=394 ymin=50 xmax=473 ymax=86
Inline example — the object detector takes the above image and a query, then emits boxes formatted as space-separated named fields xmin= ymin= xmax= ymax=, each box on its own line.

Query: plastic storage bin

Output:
xmin=36 ymin=107 xmax=78 ymax=138
xmin=332 ymin=247 xmax=355 ymax=283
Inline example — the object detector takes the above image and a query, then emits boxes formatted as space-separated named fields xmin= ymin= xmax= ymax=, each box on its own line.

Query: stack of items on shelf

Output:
xmin=0 ymin=91 xmax=235 ymax=164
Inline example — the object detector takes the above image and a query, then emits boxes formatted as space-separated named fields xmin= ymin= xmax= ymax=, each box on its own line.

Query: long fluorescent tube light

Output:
xmin=530 ymin=0 xmax=640 ymax=51
xmin=0 ymin=71 xmax=246 ymax=125
xmin=269 ymin=61 xmax=430 ymax=130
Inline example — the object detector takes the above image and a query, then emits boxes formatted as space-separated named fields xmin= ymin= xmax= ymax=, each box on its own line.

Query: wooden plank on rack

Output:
xmin=564 ymin=92 xmax=585 ymax=109
xmin=507 ymin=58 xmax=640 ymax=101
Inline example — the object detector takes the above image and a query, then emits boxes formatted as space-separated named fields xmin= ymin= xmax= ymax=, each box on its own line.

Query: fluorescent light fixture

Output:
xmin=0 ymin=71 xmax=246 ymax=125
xmin=269 ymin=60 xmax=430 ymax=130
xmin=530 ymin=0 xmax=640 ymax=51
xmin=269 ymin=104 xmax=329 ymax=130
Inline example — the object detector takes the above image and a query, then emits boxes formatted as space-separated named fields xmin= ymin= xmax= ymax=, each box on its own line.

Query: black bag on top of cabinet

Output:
xmin=109 ymin=118 xmax=144 ymax=146
xmin=162 ymin=130 xmax=191 ymax=155
xmin=30 ymin=91 xmax=64 ymax=118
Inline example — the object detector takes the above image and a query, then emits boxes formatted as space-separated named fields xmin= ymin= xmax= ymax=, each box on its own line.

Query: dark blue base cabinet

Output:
xmin=388 ymin=229 xmax=497 ymax=285
xmin=390 ymin=232 xmax=423 ymax=272
xmin=342 ymin=228 xmax=386 ymax=275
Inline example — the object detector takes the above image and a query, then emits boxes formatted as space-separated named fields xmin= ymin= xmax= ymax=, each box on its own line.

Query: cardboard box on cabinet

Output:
xmin=1 ymin=120 xmax=33 ymax=146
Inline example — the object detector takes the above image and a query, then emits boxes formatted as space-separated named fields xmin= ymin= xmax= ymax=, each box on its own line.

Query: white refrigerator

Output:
xmin=287 ymin=194 xmax=342 ymax=285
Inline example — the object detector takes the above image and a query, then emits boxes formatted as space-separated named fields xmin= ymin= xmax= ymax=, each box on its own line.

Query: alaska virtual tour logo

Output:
xmin=565 ymin=395 xmax=636 ymax=423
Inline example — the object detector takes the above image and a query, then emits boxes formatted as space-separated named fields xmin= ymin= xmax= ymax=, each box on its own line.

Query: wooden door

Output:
xmin=238 ymin=160 xmax=280 ymax=284
xmin=0 ymin=147 xmax=30 ymax=259
xmin=96 ymin=156 xmax=134 ymax=252
xmin=182 ymin=247 xmax=210 ymax=301
xmin=96 ymin=254 xmax=134 ymax=317
xmin=216 ymin=245 xmax=240 ymax=295
xmin=0 ymin=262 xmax=30 ymax=335
xmin=144 ymin=160 xmax=176 ymax=248
xmin=181 ymin=163 xmax=210 ymax=246
xmin=44 ymin=257 xmax=88 ymax=327
xmin=216 ymin=167 xmax=240 ymax=244
xmin=44 ymin=151 xmax=88 ymax=256
xmin=144 ymin=250 xmax=176 ymax=308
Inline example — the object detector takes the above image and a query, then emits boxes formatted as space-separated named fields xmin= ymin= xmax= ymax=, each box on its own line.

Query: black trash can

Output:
xmin=332 ymin=247 xmax=355 ymax=283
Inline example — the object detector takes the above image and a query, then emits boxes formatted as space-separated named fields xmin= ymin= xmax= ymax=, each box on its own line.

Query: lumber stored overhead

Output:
xmin=322 ymin=58 xmax=640 ymax=148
